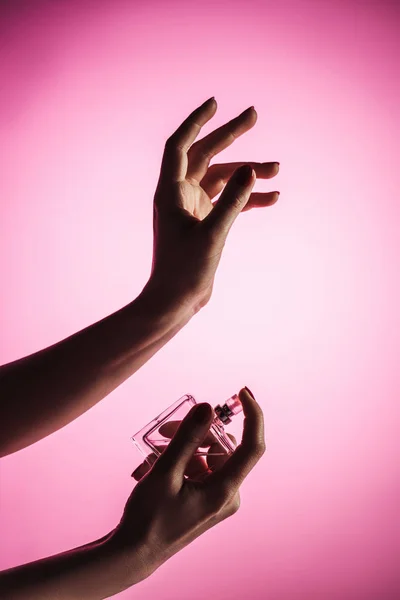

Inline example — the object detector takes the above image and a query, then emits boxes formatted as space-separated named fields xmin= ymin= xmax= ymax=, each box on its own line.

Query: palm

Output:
xmin=150 ymin=100 xmax=279 ymax=308
xmin=176 ymin=179 xmax=214 ymax=221
xmin=172 ymin=161 xmax=279 ymax=225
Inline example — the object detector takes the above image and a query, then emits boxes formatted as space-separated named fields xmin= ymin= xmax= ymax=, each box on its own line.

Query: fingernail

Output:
xmin=245 ymin=386 xmax=255 ymax=399
xmin=194 ymin=403 xmax=212 ymax=423
xmin=235 ymin=165 xmax=254 ymax=186
xmin=275 ymin=162 xmax=280 ymax=167
xmin=203 ymin=96 xmax=215 ymax=105
xmin=239 ymin=106 xmax=254 ymax=117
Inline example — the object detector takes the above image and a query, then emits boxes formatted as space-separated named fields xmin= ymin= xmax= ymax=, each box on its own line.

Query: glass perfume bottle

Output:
xmin=131 ymin=394 xmax=243 ymax=468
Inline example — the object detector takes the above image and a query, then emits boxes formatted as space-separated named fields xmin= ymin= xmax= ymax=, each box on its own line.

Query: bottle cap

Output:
xmin=213 ymin=393 xmax=243 ymax=425
xmin=226 ymin=393 xmax=242 ymax=415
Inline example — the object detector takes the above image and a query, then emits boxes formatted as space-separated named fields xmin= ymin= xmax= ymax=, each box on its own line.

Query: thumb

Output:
xmin=154 ymin=403 xmax=213 ymax=481
xmin=202 ymin=164 xmax=255 ymax=235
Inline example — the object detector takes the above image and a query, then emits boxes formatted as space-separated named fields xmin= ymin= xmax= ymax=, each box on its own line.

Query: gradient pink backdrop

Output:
xmin=1 ymin=1 xmax=399 ymax=598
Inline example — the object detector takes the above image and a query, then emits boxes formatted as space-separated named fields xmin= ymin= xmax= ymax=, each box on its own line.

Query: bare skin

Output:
xmin=0 ymin=98 xmax=278 ymax=598
xmin=0 ymin=388 xmax=266 ymax=599
xmin=0 ymin=97 xmax=279 ymax=457
xmin=149 ymin=97 xmax=280 ymax=312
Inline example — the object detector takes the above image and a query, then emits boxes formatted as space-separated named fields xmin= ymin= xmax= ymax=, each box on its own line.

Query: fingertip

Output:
xmin=244 ymin=386 xmax=255 ymax=399
xmin=201 ymin=97 xmax=217 ymax=110
xmin=193 ymin=402 xmax=213 ymax=424
xmin=239 ymin=386 xmax=260 ymax=408
xmin=131 ymin=464 xmax=141 ymax=477
xmin=235 ymin=165 xmax=254 ymax=187
xmin=238 ymin=387 xmax=250 ymax=401
xmin=227 ymin=433 xmax=238 ymax=446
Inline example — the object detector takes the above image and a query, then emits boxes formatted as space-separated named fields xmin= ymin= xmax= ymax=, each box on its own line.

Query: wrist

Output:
xmin=135 ymin=277 xmax=198 ymax=328
xmin=103 ymin=529 xmax=158 ymax=587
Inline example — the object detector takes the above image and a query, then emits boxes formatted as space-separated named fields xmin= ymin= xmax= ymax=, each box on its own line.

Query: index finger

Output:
xmin=159 ymin=97 xmax=217 ymax=183
xmin=204 ymin=388 xmax=266 ymax=496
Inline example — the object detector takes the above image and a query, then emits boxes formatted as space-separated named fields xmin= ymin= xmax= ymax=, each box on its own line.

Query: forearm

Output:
xmin=0 ymin=280 xmax=196 ymax=457
xmin=0 ymin=533 xmax=147 ymax=599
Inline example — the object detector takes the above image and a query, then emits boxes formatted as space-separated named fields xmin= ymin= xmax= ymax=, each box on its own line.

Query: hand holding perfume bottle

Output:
xmin=109 ymin=387 xmax=266 ymax=584
xmin=131 ymin=392 xmax=243 ymax=480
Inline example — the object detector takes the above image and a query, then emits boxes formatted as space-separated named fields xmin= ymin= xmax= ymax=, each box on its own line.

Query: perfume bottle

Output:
xmin=132 ymin=394 xmax=242 ymax=468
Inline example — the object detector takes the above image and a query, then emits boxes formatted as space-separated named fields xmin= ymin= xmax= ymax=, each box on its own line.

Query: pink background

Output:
xmin=1 ymin=1 xmax=399 ymax=598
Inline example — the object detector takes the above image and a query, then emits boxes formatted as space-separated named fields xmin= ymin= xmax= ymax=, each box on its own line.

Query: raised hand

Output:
xmin=144 ymin=98 xmax=280 ymax=313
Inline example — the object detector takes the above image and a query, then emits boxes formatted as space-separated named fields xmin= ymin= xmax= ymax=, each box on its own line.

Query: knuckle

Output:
xmin=197 ymin=147 xmax=213 ymax=162
xmin=166 ymin=135 xmax=185 ymax=152
xmin=230 ymin=196 xmax=244 ymax=211
xmin=229 ymin=495 xmax=241 ymax=515
xmin=165 ymin=135 xmax=181 ymax=150
xmin=215 ymin=494 xmax=241 ymax=523
xmin=254 ymin=440 xmax=266 ymax=458
xmin=150 ymin=466 xmax=175 ymax=492
xmin=150 ymin=457 xmax=170 ymax=477
xmin=180 ymin=428 xmax=204 ymax=447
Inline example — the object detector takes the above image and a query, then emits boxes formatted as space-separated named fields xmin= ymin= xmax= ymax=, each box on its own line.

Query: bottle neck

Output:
xmin=213 ymin=402 xmax=234 ymax=426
